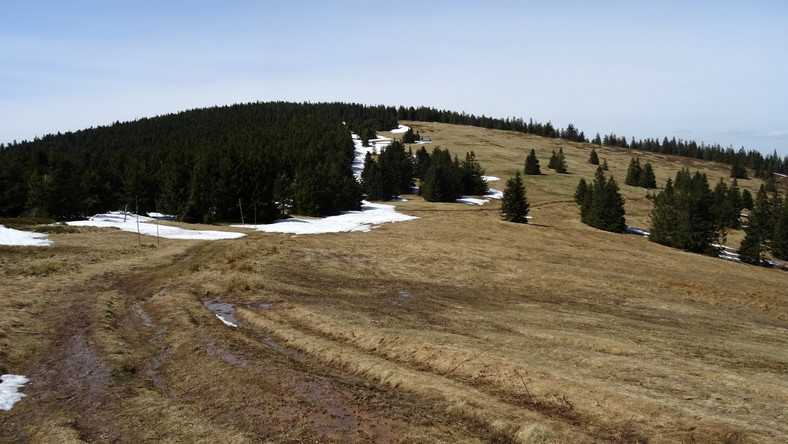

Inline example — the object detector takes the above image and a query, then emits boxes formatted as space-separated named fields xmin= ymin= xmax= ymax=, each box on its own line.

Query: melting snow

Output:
xmin=456 ymin=188 xmax=503 ymax=206
xmin=351 ymin=132 xmax=394 ymax=181
xmin=67 ymin=212 xmax=246 ymax=240
xmin=389 ymin=125 xmax=410 ymax=134
xmin=456 ymin=197 xmax=490 ymax=206
xmin=236 ymin=201 xmax=417 ymax=235
xmin=146 ymin=212 xmax=176 ymax=220
xmin=0 ymin=225 xmax=52 ymax=246
xmin=0 ymin=374 xmax=28 ymax=411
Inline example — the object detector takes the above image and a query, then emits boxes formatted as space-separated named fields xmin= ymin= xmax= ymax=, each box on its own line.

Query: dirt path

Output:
xmin=1 ymin=242 xmax=493 ymax=443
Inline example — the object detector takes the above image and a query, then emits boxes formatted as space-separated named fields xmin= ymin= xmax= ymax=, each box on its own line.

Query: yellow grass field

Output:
xmin=1 ymin=123 xmax=786 ymax=443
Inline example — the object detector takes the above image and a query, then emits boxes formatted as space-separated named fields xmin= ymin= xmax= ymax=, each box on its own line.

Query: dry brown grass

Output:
xmin=1 ymin=123 xmax=786 ymax=443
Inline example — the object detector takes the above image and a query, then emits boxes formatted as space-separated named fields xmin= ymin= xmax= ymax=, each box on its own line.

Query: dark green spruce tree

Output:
xmin=460 ymin=151 xmax=489 ymax=195
xmin=649 ymin=169 xmax=723 ymax=255
xmin=420 ymin=147 xmax=462 ymax=202
xmin=576 ymin=167 xmax=626 ymax=233
xmin=547 ymin=150 xmax=558 ymax=170
xmin=648 ymin=179 xmax=679 ymax=246
xmin=524 ymin=149 xmax=541 ymax=175
xmin=575 ymin=177 xmax=591 ymax=223
xmin=401 ymin=127 xmax=418 ymax=143
xmin=740 ymin=186 xmax=782 ymax=264
xmin=730 ymin=157 xmax=749 ymax=179
xmin=741 ymin=188 xmax=754 ymax=210
xmin=588 ymin=148 xmax=599 ymax=165
xmin=554 ymin=148 xmax=568 ymax=173
xmin=500 ymin=171 xmax=530 ymax=223
xmin=711 ymin=178 xmax=741 ymax=230
xmin=625 ymin=157 xmax=643 ymax=187
xmin=640 ymin=162 xmax=657 ymax=188
xmin=771 ymin=197 xmax=788 ymax=260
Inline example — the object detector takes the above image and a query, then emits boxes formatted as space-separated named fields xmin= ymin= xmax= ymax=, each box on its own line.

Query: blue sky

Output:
xmin=2 ymin=1 xmax=787 ymax=156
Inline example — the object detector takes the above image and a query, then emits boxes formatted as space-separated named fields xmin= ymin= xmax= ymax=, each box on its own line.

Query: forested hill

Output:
xmin=0 ymin=102 xmax=398 ymax=222
xmin=2 ymin=100 xmax=786 ymax=223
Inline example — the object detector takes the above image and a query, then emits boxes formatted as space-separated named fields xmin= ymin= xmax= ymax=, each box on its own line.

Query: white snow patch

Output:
xmin=236 ymin=201 xmax=417 ymax=235
xmin=0 ymin=225 xmax=52 ymax=246
xmin=351 ymin=132 xmax=393 ymax=181
xmin=713 ymin=243 xmax=742 ymax=262
xmin=67 ymin=212 xmax=246 ymax=240
xmin=0 ymin=374 xmax=28 ymax=411
xmin=456 ymin=197 xmax=489 ymax=206
xmin=216 ymin=315 xmax=238 ymax=328
xmin=487 ymin=188 xmax=503 ymax=199
xmin=456 ymin=188 xmax=503 ymax=206
xmin=389 ymin=125 xmax=410 ymax=134
xmin=147 ymin=212 xmax=176 ymax=220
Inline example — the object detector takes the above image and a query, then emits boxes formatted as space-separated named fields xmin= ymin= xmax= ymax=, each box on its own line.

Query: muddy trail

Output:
xmin=0 ymin=248 xmax=496 ymax=443
xmin=3 ymin=224 xmax=784 ymax=443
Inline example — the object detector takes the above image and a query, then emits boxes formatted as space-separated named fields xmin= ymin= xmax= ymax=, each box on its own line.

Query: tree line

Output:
xmin=395 ymin=105 xmax=788 ymax=177
xmin=0 ymin=102 xmax=399 ymax=222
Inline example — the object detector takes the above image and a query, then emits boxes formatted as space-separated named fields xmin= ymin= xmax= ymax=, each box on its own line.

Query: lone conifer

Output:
xmin=524 ymin=149 xmax=541 ymax=175
xmin=500 ymin=171 xmax=529 ymax=224
xmin=588 ymin=148 xmax=599 ymax=165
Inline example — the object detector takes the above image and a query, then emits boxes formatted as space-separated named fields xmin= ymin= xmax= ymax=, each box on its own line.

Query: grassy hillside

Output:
xmin=1 ymin=123 xmax=786 ymax=443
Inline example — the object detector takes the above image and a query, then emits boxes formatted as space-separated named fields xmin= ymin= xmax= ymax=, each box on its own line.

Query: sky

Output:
xmin=2 ymin=0 xmax=787 ymax=157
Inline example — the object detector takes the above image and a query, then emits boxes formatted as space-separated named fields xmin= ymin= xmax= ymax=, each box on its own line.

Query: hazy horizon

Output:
xmin=2 ymin=1 xmax=787 ymax=157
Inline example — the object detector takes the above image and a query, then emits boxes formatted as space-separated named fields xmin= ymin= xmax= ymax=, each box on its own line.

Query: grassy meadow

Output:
xmin=1 ymin=122 xmax=786 ymax=443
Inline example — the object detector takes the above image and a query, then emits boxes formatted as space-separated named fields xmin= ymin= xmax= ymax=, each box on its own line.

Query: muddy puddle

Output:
xmin=261 ymin=336 xmax=305 ymax=363
xmin=201 ymin=298 xmax=303 ymax=362
xmin=203 ymin=296 xmax=239 ymax=327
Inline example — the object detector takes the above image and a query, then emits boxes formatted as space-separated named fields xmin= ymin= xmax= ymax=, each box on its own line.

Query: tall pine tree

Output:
xmin=460 ymin=151 xmax=489 ymax=195
xmin=500 ymin=171 xmax=529 ymax=223
xmin=740 ymin=186 xmax=782 ymax=264
xmin=576 ymin=167 xmax=626 ymax=233
xmin=771 ymin=197 xmax=788 ymax=260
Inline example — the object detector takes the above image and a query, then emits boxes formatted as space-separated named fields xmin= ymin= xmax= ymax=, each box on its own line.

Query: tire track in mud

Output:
xmin=16 ymin=272 xmax=147 ymax=442
xmin=236 ymin=306 xmax=600 ymax=443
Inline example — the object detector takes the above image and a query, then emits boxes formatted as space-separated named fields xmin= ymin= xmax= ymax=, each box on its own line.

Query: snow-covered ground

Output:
xmin=0 ymin=225 xmax=52 ymax=246
xmin=351 ymin=132 xmax=394 ymax=181
xmin=389 ymin=124 xmax=409 ymax=134
xmin=67 ymin=212 xmax=246 ymax=240
xmin=0 ymin=374 xmax=28 ymax=411
xmin=234 ymin=201 xmax=418 ymax=235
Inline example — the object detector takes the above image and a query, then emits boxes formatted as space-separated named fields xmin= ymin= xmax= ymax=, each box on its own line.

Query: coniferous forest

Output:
xmin=2 ymin=100 xmax=787 ymax=247
xmin=0 ymin=102 xmax=398 ymax=222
